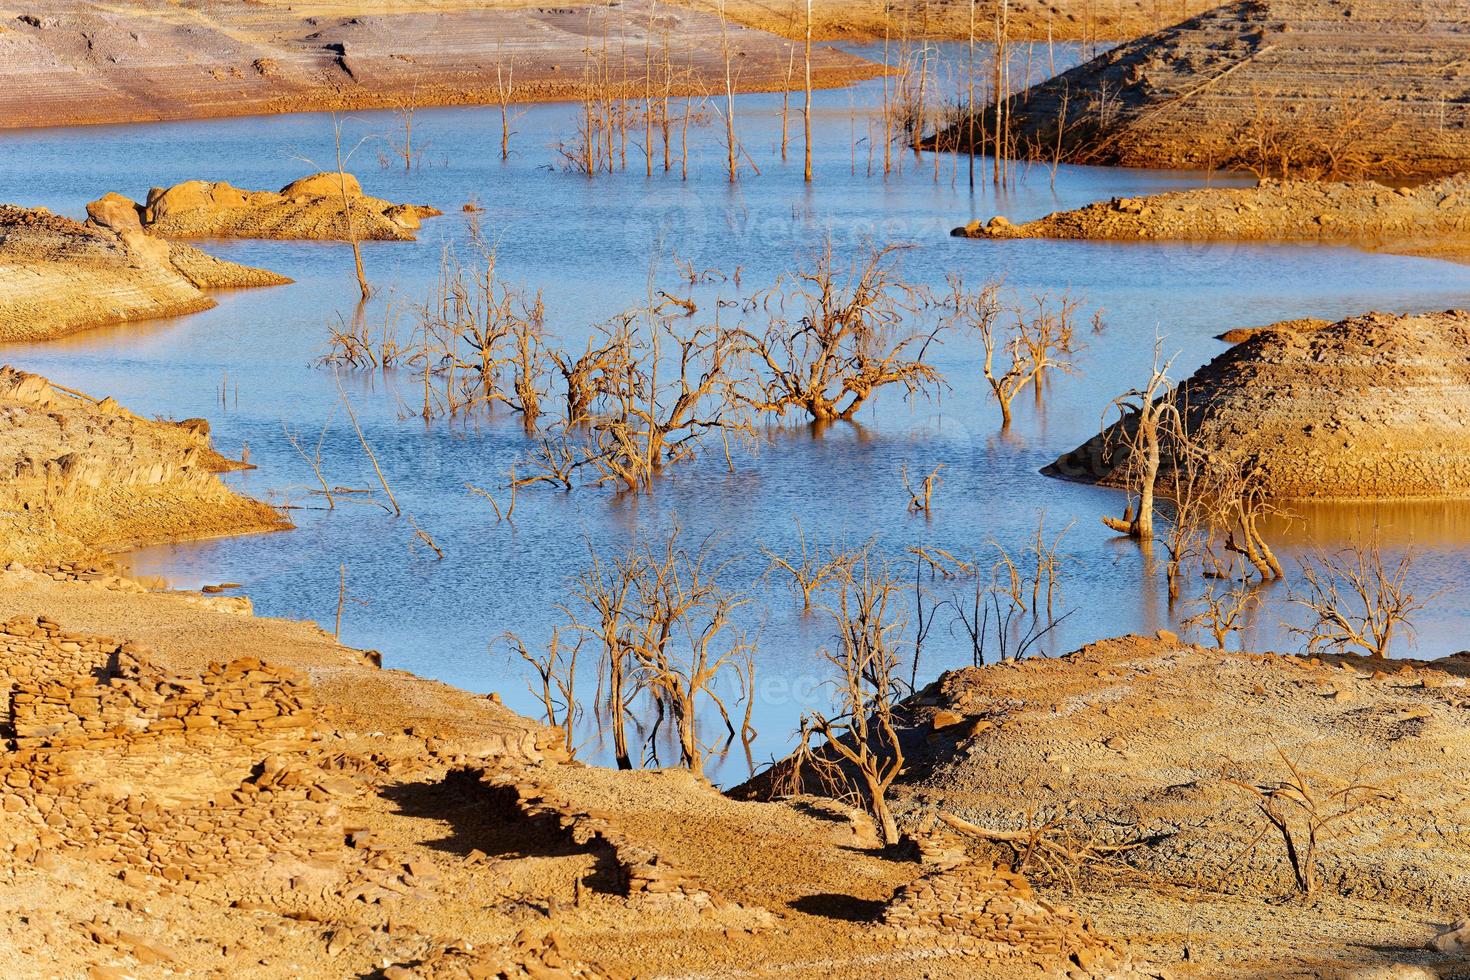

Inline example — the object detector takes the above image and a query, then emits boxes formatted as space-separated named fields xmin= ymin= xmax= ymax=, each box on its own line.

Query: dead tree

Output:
xmin=1225 ymin=745 xmax=1393 ymax=899
xmin=548 ymin=320 xmax=637 ymax=426
xmin=580 ymin=321 xmax=754 ymax=491
xmin=626 ymin=530 xmax=752 ymax=774
xmin=951 ymin=517 xmax=1073 ymax=665
xmin=504 ymin=627 xmax=583 ymax=758
xmin=798 ymin=555 xmax=908 ymax=845
xmin=902 ymin=462 xmax=943 ymax=514
xmin=1183 ymin=583 xmax=1258 ymax=650
xmin=568 ymin=546 xmax=641 ymax=770
xmin=741 ymin=244 xmax=944 ymax=424
xmin=1288 ymin=541 xmax=1424 ymax=659
xmin=564 ymin=530 xmax=752 ymax=775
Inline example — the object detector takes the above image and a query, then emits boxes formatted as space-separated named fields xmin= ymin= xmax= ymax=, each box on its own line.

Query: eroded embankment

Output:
xmin=0 ymin=198 xmax=288 ymax=341
xmin=1045 ymin=310 xmax=1470 ymax=501
xmin=953 ymin=173 xmax=1470 ymax=260
xmin=939 ymin=0 xmax=1470 ymax=179
xmin=0 ymin=367 xmax=289 ymax=565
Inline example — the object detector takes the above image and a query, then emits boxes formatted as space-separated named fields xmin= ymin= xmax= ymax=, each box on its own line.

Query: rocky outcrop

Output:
xmin=133 ymin=173 xmax=441 ymax=242
xmin=0 ymin=201 xmax=288 ymax=341
xmin=953 ymin=173 xmax=1470 ymax=259
xmin=940 ymin=0 xmax=1470 ymax=179
xmin=0 ymin=366 xmax=288 ymax=563
xmin=1046 ymin=310 xmax=1470 ymax=500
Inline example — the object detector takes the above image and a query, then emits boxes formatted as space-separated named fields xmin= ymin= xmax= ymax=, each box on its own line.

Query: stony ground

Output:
xmin=0 ymin=569 xmax=1148 ymax=979
xmin=744 ymin=633 xmax=1470 ymax=977
xmin=954 ymin=173 xmax=1470 ymax=262
xmin=942 ymin=0 xmax=1470 ymax=179
xmin=1046 ymin=310 xmax=1470 ymax=501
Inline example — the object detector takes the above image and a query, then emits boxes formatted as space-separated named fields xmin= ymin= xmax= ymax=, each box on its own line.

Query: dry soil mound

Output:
xmin=953 ymin=173 xmax=1470 ymax=259
xmin=0 ymin=366 xmax=289 ymax=563
xmin=0 ymin=201 xmax=288 ymax=341
xmin=1046 ymin=310 xmax=1470 ymax=500
xmin=135 ymin=173 xmax=441 ymax=242
xmin=941 ymin=0 xmax=1470 ymax=179
xmin=743 ymin=634 xmax=1470 ymax=974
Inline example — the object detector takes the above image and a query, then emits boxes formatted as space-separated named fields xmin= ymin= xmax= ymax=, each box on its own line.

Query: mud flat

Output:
xmin=1046 ymin=310 xmax=1470 ymax=501
xmin=0 ymin=200 xmax=288 ymax=342
xmin=0 ymin=0 xmax=880 ymax=130
xmin=941 ymin=0 xmax=1470 ymax=179
xmin=132 ymin=172 xmax=441 ymax=243
xmin=954 ymin=173 xmax=1470 ymax=260
xmin=0 ymin=367 xmax=288 ymax=566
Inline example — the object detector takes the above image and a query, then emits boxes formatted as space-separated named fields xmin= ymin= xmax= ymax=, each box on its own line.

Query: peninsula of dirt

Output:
xmin=953 ymin=173 xmax=1470 ymax=260
xmin=0 ymin=0 xmax=882 ymax=131
xmin=941 ymin=0 xmax=1470 ymax=179
xmin=0 ymin=367 xmax=288 ymax=566
xmin=1045 ymin=310 xmax=1470 ymax=501
xmin=0 ymin=200 xmax=288 ymax=342
xmin=134 ymin=173 xmax=440 ymax=243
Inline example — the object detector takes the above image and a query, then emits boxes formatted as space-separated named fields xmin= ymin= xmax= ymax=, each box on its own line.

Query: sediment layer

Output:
xmin=953 ymin=173 xmax=1470 ymax=260
xmin=0 ymin=367 xmax=289 ymax=564
xmin=941 ymin=0 xmax=1470 ymax=179
xmin=1045 ymin=310 xmax=1470 ymax=500
xmin=0 ymin=200 xmax=289 ymax=341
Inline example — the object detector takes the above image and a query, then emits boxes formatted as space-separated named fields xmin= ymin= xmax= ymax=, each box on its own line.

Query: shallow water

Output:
xmin=5 ymin=43 xmax=1470 ymax=781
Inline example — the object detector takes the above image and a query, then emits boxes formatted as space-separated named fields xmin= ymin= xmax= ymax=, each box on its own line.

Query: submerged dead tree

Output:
xmin=740 ymin=244 xmax=946 ymax=424
xmin=561 ymin=530 xmax=754 ymax=774
xmin=1289 ymin=541 xmax=1424 ymax=659
xmin=949 ymin=277 xmax=1082 ymax=427
xmin=1100 ymin=344 xmax=1178 ymax=541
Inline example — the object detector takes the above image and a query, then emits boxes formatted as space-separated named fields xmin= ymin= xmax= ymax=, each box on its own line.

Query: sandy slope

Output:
xmin=0 ymin=367 xmax=289 ymax=565
xmin=0 ymin=202 xmax=289 ymax=341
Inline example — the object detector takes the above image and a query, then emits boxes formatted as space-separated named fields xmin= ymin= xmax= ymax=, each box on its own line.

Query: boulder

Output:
xmin=145 ymin=180 xmax=250 ymax=223
xmin=280 ymin=172 xmax=361 ymax=200
xmin=84 ymin=192 xmax=144 ymax=234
